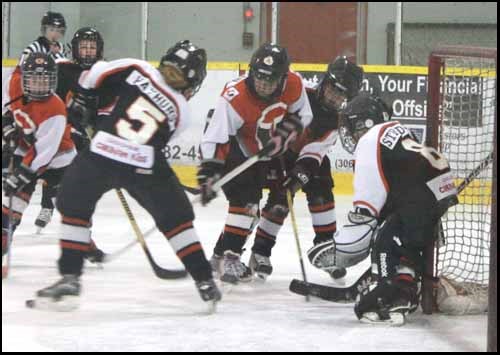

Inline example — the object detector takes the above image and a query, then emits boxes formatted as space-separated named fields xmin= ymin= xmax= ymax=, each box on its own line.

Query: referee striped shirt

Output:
xmin=19 ymin=36 xmax=67 ymax=64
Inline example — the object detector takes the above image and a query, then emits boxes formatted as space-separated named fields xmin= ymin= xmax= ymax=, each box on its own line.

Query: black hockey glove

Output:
xmin=283 ymin=163 xmax=311 ymax=194
xmin=67 ymin=89 xmax=98 ymax=134
xmin=197 ymin=160 xmax=224 ymax=206
xmin=2 ymin=112 xmax=19 ymax=148
xmin=70 ymin=127 xmax=91 ymax=151
xmin=3 ymin=164 xmax=37 ymax=196
xmin=267 ymin=113 xmax=304 ymax=157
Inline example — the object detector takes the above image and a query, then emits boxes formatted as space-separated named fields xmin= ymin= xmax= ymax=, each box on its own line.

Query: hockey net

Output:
xmin=424 ymin=46 xmax=496 ymax=351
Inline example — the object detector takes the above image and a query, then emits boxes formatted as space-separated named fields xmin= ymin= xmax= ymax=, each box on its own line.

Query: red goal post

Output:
xmin=423 ymin=45 xmax=496 ymax=352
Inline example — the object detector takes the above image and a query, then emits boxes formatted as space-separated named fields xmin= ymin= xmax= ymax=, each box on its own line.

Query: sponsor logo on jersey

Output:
xmin=126 ymin=70 xmax=178 ymax=121
xmin=380 ymin=124 xmax=411 ymax=150
xmin=426 ymin=171 xmax=458 ymax=201
xmin=91 ymin=131 xmax=154 ymax=168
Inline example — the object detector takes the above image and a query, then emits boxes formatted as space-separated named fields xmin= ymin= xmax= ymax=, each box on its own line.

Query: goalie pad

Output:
xmin=307 ymin=210 xmax=377 ymax=270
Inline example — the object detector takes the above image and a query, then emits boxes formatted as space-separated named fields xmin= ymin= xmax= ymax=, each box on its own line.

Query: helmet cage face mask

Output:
xmin=22 ymin=69 xmax=57 ymax=101
xmin=252 ymin=70 xmax=282 ymax=99
xmin=318 ymin=79 xmax=348 ymax=111
xmin=339 ymin=95 xmax=392 ymax=154
xmin=247 ymin=43 xmax=290 ymax=102
xmin=338 ymin=121 xmax=358 ymax=154
xmin=339 ymin=114 xmax=373 ymax=154
xmin=72 ymin=28 xmax=104 ymax=69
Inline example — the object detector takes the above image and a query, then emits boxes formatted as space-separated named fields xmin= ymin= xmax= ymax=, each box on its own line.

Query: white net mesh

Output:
xmin=436 ymin=53 xmax=496 ymax=309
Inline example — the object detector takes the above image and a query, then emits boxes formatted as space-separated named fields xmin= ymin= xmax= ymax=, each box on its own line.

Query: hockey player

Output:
xmin=248 ymin=56 xmax=363 ymax=280
xmin=3 ymin=12 xmax=67 ymax=176
xmin=33 ymin=40 xmax=221 ymax=308
xmin=197 ymin=43 xmax=313 ymax=284
xmin=19 ymin=11 xmax=67 ymax=65
xmin=2 ymin=53 xmax=77 ymax=264
xmin=308 ymin=95 xmax=458 ymax=325
xmin=34 ymin=27 xmax=104 ymax=236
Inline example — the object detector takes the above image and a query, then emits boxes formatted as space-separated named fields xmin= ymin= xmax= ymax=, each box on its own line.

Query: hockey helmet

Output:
xmin=339 ymin=94 xmax=392 ymax=153
xmin=247 ymin=43 xmax=290 ymax=102
xmin=21 ymin=52 xmax=58 ymax=101
xmin=159 ymin=40 xmax=207 ymax=100
xmin=71 ymin=27 xmax=104 ymax=69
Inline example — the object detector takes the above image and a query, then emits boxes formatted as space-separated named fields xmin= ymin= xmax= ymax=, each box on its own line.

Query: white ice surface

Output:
xmin=2 ymin=187 xmax=488 ymax=352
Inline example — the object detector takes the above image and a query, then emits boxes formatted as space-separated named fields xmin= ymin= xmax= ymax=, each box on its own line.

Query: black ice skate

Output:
xmin=195 ymin=279 xmax=222 ymax=314
xmin=220 ymin=251 xmax=252 ymax=284
xmin=35 ymin=208 xmax=53 ymax=233
xmin=248 ymin=252 xmax=273 ymax=281
xmin=31 ymin=275 xmax=81 ymax=311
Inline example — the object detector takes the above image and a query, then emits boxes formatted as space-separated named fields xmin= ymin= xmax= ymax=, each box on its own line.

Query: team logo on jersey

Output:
xmin=263 ymin=56 xmax=274 ymax=66
xmin=380 ymin=124 xmax=410 ymax=150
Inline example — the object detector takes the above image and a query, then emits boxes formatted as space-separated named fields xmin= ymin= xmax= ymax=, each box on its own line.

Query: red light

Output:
xmin=244 ymin=7 xmax=254 ymax=21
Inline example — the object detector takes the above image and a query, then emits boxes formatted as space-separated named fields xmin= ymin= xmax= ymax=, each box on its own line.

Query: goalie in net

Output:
xmin=424 ymin=46 xmax=497 ymax=320
xmin=309 ymin=94 xmax=459 ymax=325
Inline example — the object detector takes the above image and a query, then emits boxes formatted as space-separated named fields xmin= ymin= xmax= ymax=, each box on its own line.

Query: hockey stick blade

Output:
xmin=289 ymin=268 xmax=373 ymax=303
xmin=102 ymin=225 xmax=157 ymax=263
xmin=143 ymin=247 xmax=188 ymax=280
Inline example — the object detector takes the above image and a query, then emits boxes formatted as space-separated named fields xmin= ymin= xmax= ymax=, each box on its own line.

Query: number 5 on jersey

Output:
xmin=116 ymin=97 xmax=167 ymax=144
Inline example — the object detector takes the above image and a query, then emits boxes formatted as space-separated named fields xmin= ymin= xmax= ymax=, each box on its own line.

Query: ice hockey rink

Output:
xmin=1 ymin=185 xmax=488 ymax=352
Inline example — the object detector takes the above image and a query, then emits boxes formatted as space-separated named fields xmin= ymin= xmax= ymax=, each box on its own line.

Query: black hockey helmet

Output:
xmin=339 ymin=94 xmax=392 ymax=153
xmin=247 ymin=43 xmax=290 ymax=102
xmin=159 ymin=40 xmax=207 ymax=100
xmin=317 ymin=56 xmax=363 ymax=111
xmin=71 ymin=27 xmax=104 ymax=69
xmin=41 ymin=11 xmax=66 ymax=36
xmin=21 ymin=52 xmax=58 ymax=101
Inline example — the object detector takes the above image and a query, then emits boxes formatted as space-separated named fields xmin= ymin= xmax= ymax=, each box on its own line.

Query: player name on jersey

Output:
xmin=125 ymin=70 xmax=179 ymax=130
xmin=379 ymin=124 xmax=411 ymax=150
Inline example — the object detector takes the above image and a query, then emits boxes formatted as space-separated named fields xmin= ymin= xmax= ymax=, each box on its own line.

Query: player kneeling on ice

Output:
xmin=31 ymin=40 xmax=221 ymax=310
xmin=307 ymin=95 xmax=458 ymax=325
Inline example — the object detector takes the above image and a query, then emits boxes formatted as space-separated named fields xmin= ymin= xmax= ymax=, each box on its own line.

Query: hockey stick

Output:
xmin=435 ymin=151 xmax=494 ymax=247
xmin=290 ymin=268 xmax=373 ymax=303
xmin=114 ymin=189 xmax=188 ymax=279
xmin=280 ymin=156 xmax=310 ymax=301
xmin=456 ymin=151 xmax=493 ymax=194
xmin=191 ymin=141 xmax=277 ymax=205
xmin=2 ymin=141 xmax=17 ymax=279
xmin=286 ymin=188 xmax=310 ymax=302
xmin=290 ymin=151 xmax=494 ymax=301
xmin=102 ymin=225 xmax=156 ymax=263
xmin=82 ymin=127 xmax=187 ymax=279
